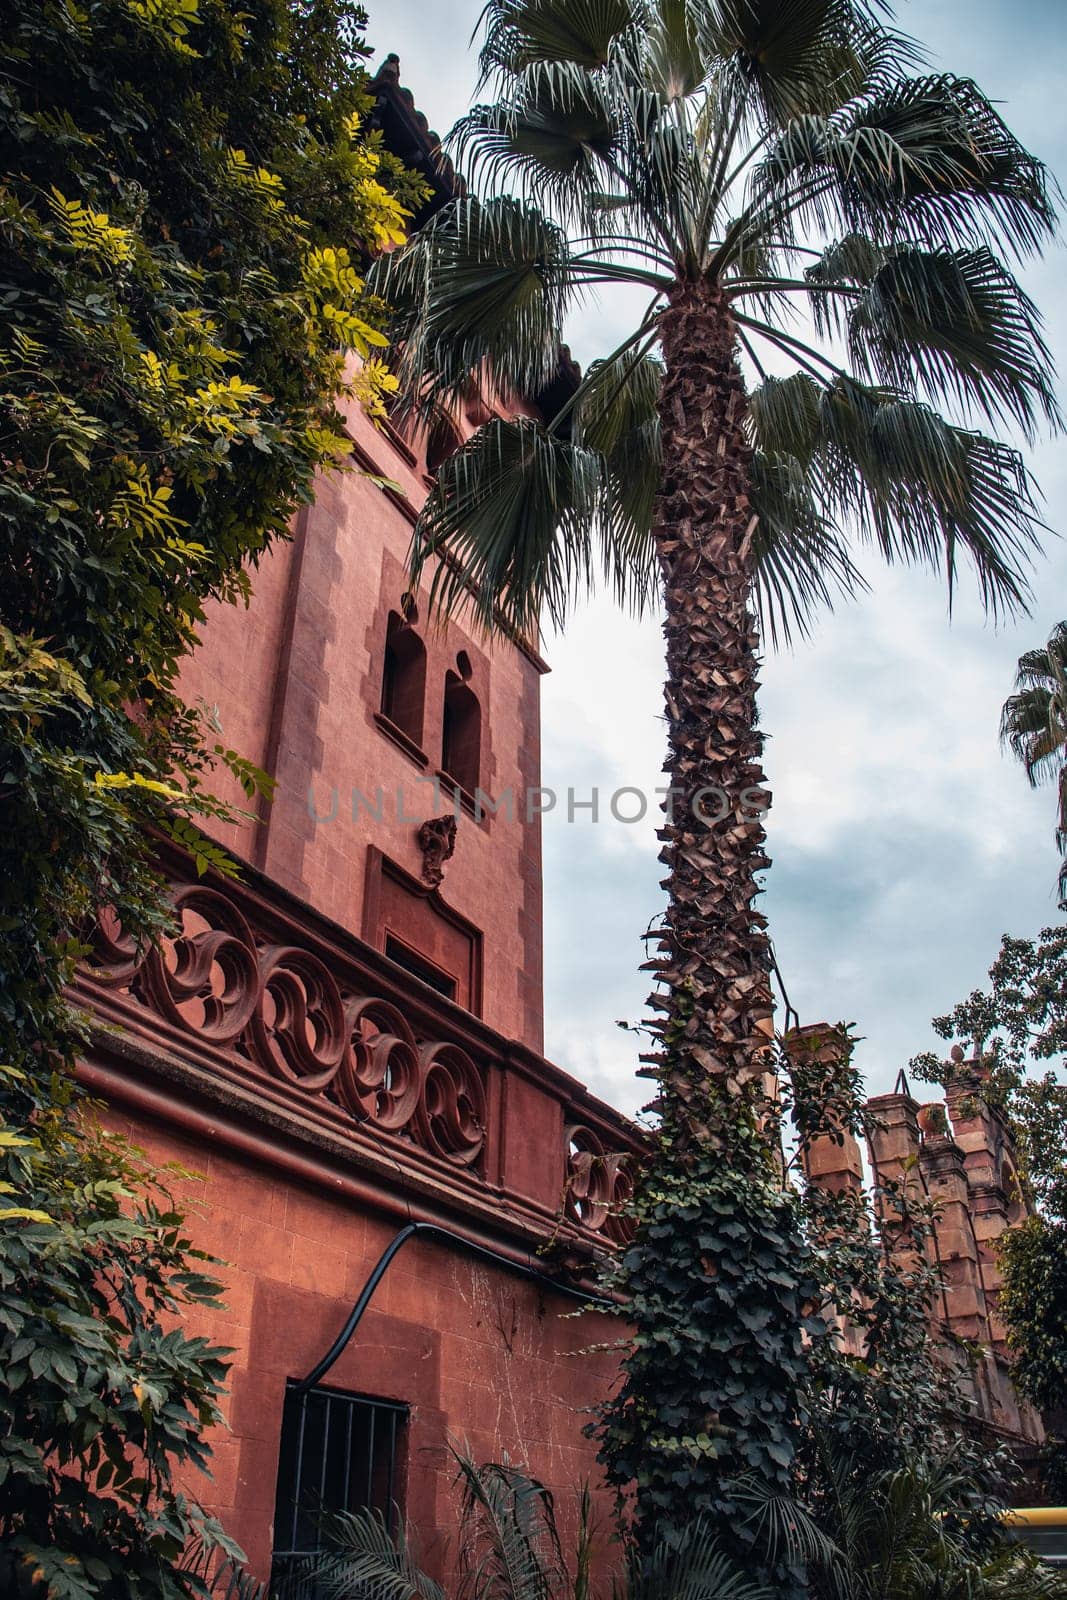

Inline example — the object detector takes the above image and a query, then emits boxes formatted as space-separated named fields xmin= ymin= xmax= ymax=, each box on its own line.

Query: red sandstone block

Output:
xmin=237 ymin=1436 xmax=286 ymax=1514
xmin=380 ymin=1265 xmax=442 ymax=1324
xmin=236 ymin=1215 xmax=294 ymax=1283
xmin=225 ymin=1366 xmax=283 ymax=1444
xmin=283 ymin=1184 xmax=361 ymax=1246
xmin=338 ymin=1332 xmax=439 ymax=1400
xmin=206 ymin=1164 xmax=280 ymax=1225
xmin=215 ymin=1266 xmax=256 ymax=1328
xmin=437 ymin=1376 xmax=476 ymax=1422
xmin=351 ymin=1212 xmax=403 ymax=1266
xmin=181 ymin=1206 xmax=240 ymax=1267
xmin=290 ymin=1239 xmax=348 ymax=1299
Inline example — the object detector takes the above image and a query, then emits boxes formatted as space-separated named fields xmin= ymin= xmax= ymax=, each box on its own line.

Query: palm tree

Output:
xmin=374 ymin=0 xmax=1059 ymax=1552
xmin=1001 ymin=621 xmax=1067 ymax=904
xmin=377 ymin=0 xmax=1059 ymax=1152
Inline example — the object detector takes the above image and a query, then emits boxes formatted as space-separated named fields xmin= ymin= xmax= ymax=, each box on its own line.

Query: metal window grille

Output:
xmin=271 ymin=1383 xmax=406 ymax=1587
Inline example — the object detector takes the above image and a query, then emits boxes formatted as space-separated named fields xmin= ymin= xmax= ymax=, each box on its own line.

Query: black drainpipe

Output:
xmin=294 ymin=1220 xmax=618 ymax=1392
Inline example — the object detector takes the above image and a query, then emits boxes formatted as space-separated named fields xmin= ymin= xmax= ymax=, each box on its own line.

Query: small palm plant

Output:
xmin=739 ymin=1450 xmax=1067 ymax=1600
xmin=275 ymin=1448 xmax=1067 ymax=1600
xmin=1001 ymin=621 xmax=1067 ymax=904
xmin=284 ymin=1453 xmax=772 ymax=1600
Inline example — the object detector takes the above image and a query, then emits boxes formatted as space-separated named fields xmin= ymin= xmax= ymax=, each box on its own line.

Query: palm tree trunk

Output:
xmin=649 ymin=277 xmax=773 ymax=1148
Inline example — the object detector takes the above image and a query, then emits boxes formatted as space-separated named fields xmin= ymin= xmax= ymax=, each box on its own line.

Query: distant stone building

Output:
xmin=790 ymin=1024 xmax=1044 ymax=1455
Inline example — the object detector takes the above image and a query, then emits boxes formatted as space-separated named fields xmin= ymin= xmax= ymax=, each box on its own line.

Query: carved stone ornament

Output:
xmin=416 ymin=815 xmax=456 ymax=888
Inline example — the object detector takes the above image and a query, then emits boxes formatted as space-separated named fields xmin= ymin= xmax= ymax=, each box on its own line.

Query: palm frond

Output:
xmin=814 ymin=376 xmax=1040 ymax=618
xmin=730 ymin=1476 xmax=843 ymax=1572
xmin=759 ymin=74 xmax=1056 ymax=260
xmin=573 ymin=347 xmax=663 ymax=554
xmin=477 ymin=0 xmax=640 ymax=82
xmin=303 ymin=1507 xmax=445 ymax=1600
xmin=1000 ymin=623 xmax=1067 ymax=789
xmin=642 ymin=0 xmax=707 ymax=103
xmin=999 ymin=685 xmax=1065 ymax=784
xmin=625 ymin=1518 xmax=775 ymax=1600
xmin=824 ymin=246 xmax=1059 ymax=440
xmin=454 ymin=1453 xmax=565 ymax=1600
xmin=748 ymin=370 xmax=1042 ymax=619
xmin=749 ymin=452 xmax=867 ymax=647
xmin=450 ymin=68 xmax=623 ymax=223
xmin=694 ymin=0 xmax=911 ymax=130
xmin=412 ymin=417 xmax=611 ymax=634
xmin=747 ymin=372 xmax=823 ymax=465
xmin=805 ymin=231 xmax=886 ymax=296
xmin=372 ymin=197 xmax=577 ymax=417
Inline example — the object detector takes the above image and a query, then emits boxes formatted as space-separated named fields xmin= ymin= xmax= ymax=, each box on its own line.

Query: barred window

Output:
xmin=271 ymin=1383 xmax=406 ymax=1584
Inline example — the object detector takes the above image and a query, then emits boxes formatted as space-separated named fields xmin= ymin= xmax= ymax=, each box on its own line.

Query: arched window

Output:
xmin=380 ymin=610 xmax=426 ymax=747
xmin=425 ymin=414 xmax=464 ymax=476
xmin=441 ymin=666 xmax=480 ymax=796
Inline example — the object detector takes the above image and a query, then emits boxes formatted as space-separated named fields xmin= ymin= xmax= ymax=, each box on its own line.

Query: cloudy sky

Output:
xmin=370 ymin=0 xmax=1067 ymax=1119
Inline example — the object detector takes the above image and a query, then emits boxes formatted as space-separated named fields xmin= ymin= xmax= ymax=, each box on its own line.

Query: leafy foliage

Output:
xmin=0 ymin=1082 xmax=239 ymax=1600
xmin=276 ymin=1444 xmax=1060 ymax=1600
xmin=736 ymin=1447 xmax=1066 ymax=1600
xmin=0 ymin=0 xmax=419 ymax=1588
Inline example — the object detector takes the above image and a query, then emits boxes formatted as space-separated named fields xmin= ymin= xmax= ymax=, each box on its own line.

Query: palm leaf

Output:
xmin=625 ymin=1518 xmax=775 ymax=1600
xmin=814 ymin=377 xmax=1040 ymax=618
xmin=450 ymin=68 xmax=623 ymax=220
xmin=642 ymin=0 xmax=706 ymax=103
xmin=999 ymin=684 xmax=1065 ymax=784
xmin=730 ymin=1475 xmax=843 ymax=1573
xmin=454 ymin=1453 xmax=565 ymax=1600
xmin=573 ymin=348 xmax=663 ymax=555
xmin=412 ymin=417 xmax=611 ymax=633
xmin=749 ymin=371 xmax=1041 ymax=619
xmin=748 ymin=452 xmax=866 ymax=647
xmin=695 ymin=0 xmax=910 ymax=130
xmin=1001 ymin=624 xmax=1067 ymax=874
xmin=827 ymin=245 xmax=1059 ymax=439
xmin=759 ymin=74 xmax=1056 ymax=259
xmin=477 ymin=0 xmax=639 ymax=80
xmin=299 ymin=1507 xmax=445 ymax=1600
xmin=372 ymin=197 xmax=577 ymax=418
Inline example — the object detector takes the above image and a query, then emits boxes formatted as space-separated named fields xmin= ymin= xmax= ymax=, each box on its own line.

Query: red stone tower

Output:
xmin=73 ymin=61 xmax=637 ymax=1580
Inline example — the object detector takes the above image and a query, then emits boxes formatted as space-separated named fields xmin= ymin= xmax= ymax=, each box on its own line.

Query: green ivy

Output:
xmin=598 ymin=1026 xmax=1014 ymax=1577
xmin=596 ymin=1088 xmax=823 ymax=1579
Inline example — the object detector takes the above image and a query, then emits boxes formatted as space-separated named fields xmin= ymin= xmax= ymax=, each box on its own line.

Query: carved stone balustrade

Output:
xmin=72 ymin=844 xmax=640 ymax=1260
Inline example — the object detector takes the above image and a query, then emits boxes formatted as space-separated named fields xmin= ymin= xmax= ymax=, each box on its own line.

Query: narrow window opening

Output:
xmin=271 ymin=1384 xmax=406 ymax=1584
xmin=380 ymin=611 xmax=426 ymax=747
xmin=441 ymin=670 xmax=480 ymax=796
xmin=384 ymin=934 xmax=458 ymax=1002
